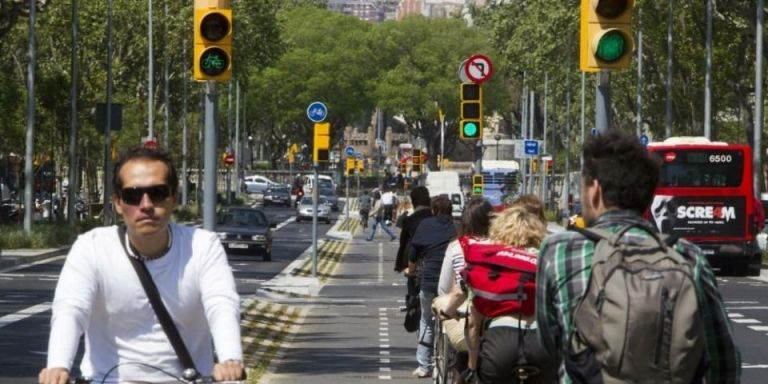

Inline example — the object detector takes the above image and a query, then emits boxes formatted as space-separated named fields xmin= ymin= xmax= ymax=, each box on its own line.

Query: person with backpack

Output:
xmin=535 ymin=131 xmax=740 ymax=384
xmin=407 ymin=195 xmax=457 ymax=378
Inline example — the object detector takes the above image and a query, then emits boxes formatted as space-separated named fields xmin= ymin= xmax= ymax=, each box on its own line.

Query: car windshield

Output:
xmin=218 ymin=210 xmax=267 ymax=226
xmin=301 ymin=197 xmax=327 ymax=205
xmin=319 ymin=188 xmax=335 ymax=196
xmin=268 ymin=186 xmax=289 ymax=193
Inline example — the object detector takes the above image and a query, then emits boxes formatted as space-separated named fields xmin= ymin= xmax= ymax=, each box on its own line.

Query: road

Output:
xmin=2 ymin=206 xmax=768 ymax=383
xmin=0 ymin=203 xmax=337 ymax=383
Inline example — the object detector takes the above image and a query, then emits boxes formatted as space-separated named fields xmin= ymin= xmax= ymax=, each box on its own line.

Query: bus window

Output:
xmin=654 ymin=149 xmax=743 ymax=188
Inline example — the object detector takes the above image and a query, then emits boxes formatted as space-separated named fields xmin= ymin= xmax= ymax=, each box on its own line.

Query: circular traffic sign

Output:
xmin=458 ymin=59 xmax=471 ymax=83
xmin=306 ymin=101 xmax=328 ymax=123
xmin=639 ymin=134 xmax=649 ymax=146
xmin=224 ymin=153 xmax=235 ymax=165
xmin=464 ymin=54 xmax=493 ymax=84
xmin=344 ymin=146 xmax=355 ymax=157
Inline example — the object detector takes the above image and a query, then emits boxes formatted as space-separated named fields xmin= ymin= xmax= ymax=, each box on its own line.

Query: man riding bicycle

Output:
xmin=39 ymin=146 xmax=244 ymax=384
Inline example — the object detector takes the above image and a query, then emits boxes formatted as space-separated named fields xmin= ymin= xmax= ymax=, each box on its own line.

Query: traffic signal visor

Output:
xmin=194 ymin=8 xmax=233 ymax=81
xmin=580 ymin=0 xmax=635 ymax=72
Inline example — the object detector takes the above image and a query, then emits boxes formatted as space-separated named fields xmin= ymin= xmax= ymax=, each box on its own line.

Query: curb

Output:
xmin=0 ymin=247 xmax=69 ymax=271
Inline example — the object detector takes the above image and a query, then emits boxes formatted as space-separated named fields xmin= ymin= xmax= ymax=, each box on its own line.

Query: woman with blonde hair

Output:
xmin=464 ymin=199 xmax=557 ymax=384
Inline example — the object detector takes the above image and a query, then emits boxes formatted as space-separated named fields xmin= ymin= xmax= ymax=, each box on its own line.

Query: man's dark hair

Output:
xmin=431 ymin=195 xmax=452 ymax=216
xmin=113 ymin=146 xmax=179 ymax=197
xmin=582 ymin=131 xmax=660 ymax=212
xmin=460 ymin=197 xmax=493 ymax=237
xmin=410 ymin=186 xmax=430 ymax=207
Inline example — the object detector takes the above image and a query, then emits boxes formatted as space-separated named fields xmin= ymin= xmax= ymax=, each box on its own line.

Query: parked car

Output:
xmin=263 ymin=185 xmax=292 ymax=207
xmin=243 ymin=175 xmax=275 ymax=194
xmin=318 ymin=187 xmax=339 ymax=212
xmin=215 ymin=207 xmax=274 ymax=261
xmin=296 ymin=196 xmax=332 ymax=223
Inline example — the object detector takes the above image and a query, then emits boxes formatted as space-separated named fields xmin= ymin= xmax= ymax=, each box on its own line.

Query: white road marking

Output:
xmin=726 ymin=306 xmax=768 ymax=310
xmin=748 ymin=325 xmax=768 ymax=332
xmin=0 ymin=302 xmax=51 ymax=329
xmin=0 ymin=255 xmax=66 ymax=273
xmin=275 ymin=217 xmax=296 ymax=230
xmin=728 ymin=313 xmax=744 ymax=318
xmin=743 ymin=364 xmax=768 ymax=369
xmin=731 ymin=318 xmax=761 ymax=324
xmin=378 ymin=243 xmax=384 ymax=282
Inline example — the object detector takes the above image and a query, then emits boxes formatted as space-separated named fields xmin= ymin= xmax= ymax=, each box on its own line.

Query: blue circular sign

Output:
xmin=306 ymin=101 xmax=328 ymax=123
xmin=639 ymin=134 xmax=649 ymax=146
xmin=355 ymin=151 xmax=364 ymax=160
xmin=344 ymin=146 xmax=355 ymax=157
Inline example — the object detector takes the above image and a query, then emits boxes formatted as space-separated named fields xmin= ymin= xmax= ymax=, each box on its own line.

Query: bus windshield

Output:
xmin=654 ymin=149 xmax=743 ymax=188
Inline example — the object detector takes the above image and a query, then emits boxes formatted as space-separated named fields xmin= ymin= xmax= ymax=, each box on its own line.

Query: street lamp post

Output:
xmin=494 ymin=134 xmax=501 ymax=160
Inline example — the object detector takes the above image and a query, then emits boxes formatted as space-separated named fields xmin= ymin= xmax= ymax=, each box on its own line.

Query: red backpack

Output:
xmin=459 ymin=236 xmax=538 ymax=318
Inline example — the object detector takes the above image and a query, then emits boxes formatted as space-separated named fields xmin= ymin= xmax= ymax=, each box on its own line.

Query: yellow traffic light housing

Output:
xmin=471 ymin=174 xmax=483 ymax=196
xmin=346 ymin=158 xmax=355 ymax=176
xmin=532 ymin=158 xmax=539 ymax=173
xmin=194 ymin=4 xmax=233 ymax=81
xmin=356 ymin=159 xmax=364 ymax=172
xmin=412 ymin=148 xmax=422 ymax=173
xmin=313 ymin=123 xmax=330 ymax=163
xmin=580 ymin=0 xmax=635 ymax=72
xmin=460 ymin=83 xmax=482 ymax=140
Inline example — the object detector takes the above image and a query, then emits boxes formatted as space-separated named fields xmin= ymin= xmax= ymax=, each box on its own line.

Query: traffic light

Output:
xmin=399 ymin=163 xmax=407 ymax=174
xmin=313 ymin=122 xmax=330 ymax=163
xmin=471 ymin=174 xmax=483 ymax=196
xmin=580 ymin=0 xmax=634 ymax=72
xmin=194 ymin=3 xmax=232 ymax=81
xmin=346 ymin=158 xmax=355 ymax=176
xmin=532 ymin=158 xmax=539 ymax=173
xmin=356 ymin=159 xmax=364 ymax=172
xmin=412 ymin=148 xmax=422 ymax=173
xmin=460 ymin=83 xmax=483 ymax=140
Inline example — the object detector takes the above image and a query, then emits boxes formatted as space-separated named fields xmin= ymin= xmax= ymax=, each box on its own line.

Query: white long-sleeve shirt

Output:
xmin=47 ymin=223 xmax=242 ymax=383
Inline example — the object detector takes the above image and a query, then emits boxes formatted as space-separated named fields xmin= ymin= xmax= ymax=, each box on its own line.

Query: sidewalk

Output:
xmin=0 ymin=247 xmax=68 ymax=271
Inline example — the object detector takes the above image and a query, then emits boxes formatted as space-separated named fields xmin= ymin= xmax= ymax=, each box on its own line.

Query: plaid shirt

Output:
xmin=536 ymin=210 xmax=741 ymax=384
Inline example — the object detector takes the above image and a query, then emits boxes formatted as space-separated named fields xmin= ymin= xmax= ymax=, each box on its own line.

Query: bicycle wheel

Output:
xmin=432 ymin=318 xmax=449 ymax=384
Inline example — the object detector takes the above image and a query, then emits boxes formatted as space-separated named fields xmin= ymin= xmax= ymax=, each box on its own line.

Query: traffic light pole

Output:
xmin=312 ymin=165 xmax=319 ymax=278
xmin=345 ymin=171 xmax=349 ymax=222
xmin=595 ymin=71 xmax=612 ymax=134
xmin=203 ymin=81 xmax=218 ymax=231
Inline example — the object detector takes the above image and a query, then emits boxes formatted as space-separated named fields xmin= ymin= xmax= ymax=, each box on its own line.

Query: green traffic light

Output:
xmin=200 ymin=48 xmax=229 ymax=76
xmin=463 ymin=121 xmax=479 ymax=138
xmin=595 ymin=30 xmax=626 ymax=63
xmin=472 ymin=186 xmax=482 ymax=195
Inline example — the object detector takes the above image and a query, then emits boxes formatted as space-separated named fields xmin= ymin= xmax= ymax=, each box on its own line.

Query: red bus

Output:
xmin=648 ymin=137 xmax=762 ymax=276
xmin=646 ymin=137 xmax=761 ymax=275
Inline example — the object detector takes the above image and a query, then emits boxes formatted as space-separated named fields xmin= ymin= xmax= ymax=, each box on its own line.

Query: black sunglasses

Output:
xmin=120 ymin=185 xmax=171 ymax=206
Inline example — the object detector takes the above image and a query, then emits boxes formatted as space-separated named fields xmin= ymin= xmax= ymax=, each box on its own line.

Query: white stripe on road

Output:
xmin=378 ymin=243 xmax=384 ymax=282
xmin=0 ymin=302 xmax=51 ymax=329
xmin=743 ymin=364 xmax=768 ymax=369
xmin=731 ymin=318 xmax=761 ymax=324
xmin=275 ymin=216 xmax=296 ymax=230
xmin=728 ymin=313 xmax=744 ymax=318
xmin=748 ymin=325 xmax=768 ymax=332
xmin=0 ymin=255 xmax=67 ymax=273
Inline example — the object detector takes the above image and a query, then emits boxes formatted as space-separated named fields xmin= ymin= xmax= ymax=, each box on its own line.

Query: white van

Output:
xmin=301 ymin=174 xmax=335 ymax=196
xmin=424 ymin=171 xmax=465 ymax=219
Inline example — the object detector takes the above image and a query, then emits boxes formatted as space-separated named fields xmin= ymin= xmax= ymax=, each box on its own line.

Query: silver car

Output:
xmin=296 ymin=196 xmax=332 ymax=224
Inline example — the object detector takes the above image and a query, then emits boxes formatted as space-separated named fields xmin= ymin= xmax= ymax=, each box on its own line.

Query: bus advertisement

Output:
xmin=646 ymin=137 xmax=762 ymax=275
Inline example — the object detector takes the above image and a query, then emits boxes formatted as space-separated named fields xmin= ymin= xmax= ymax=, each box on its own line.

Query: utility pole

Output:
xmin=163 ymin=0 xmax=170 ymax=148
xmin=102 ymin=0 xmax=114 ymax=225
xmin=580 ymin=72 xmax=586 ymax=171
xmin=704 ymin=0 xmax=713 ymax=139
xmin=23 ymin=0 xmax=37 ymax=233
xmin=67 ymin=0 xmax=79 ymax=225
xmin=755 ymin=0 xmax=765 ymax=197
xmin=203 ymin=81 xmax=218 ymax=230
xmin=665 ymin=0 xmax=674 ymax=139
xmin=234 ymin=81 xmax=241 ymax=200
xmin=637 ymin=8 xmax=643 ymax=137
xmin=147 ymin=0 xmax=154 ymax=139
xmin=181 ymin=40 xmax=189 ymax=206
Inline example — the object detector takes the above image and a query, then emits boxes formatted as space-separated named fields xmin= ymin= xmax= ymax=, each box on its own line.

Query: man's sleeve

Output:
xmin=690 ymin=248 xmax=741 ymax=383
xmin=536 ymin=237 xmax=562 ymax=358
xmin=48 ymin=234 xmax=98 ymax=369
xmin=199 ymin=233 xmax=243 ymax=362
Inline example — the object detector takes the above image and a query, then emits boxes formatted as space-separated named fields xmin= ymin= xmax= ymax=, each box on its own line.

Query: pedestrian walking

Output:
xmin=367 ymin=193 xmax=397 ymax=241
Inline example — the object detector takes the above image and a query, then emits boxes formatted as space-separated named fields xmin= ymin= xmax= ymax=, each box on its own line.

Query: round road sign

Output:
xmin=224 ymin=153 xmax=235 ymax=165
xmin=464 ymin=54 xmax=493 ymax=84
xmin=306 ymin=101 xmax=328 ymax=123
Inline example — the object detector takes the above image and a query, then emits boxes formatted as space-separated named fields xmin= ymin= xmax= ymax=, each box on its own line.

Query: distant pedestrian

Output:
xmin=358 ymin=190 xmax=372 ymax=229
xmin=367 ymin=193 xmax=396 ymax=241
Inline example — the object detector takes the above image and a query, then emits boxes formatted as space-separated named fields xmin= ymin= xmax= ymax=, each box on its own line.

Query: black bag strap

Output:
xmin=117 ymin=226 xmax=200 ymax=381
